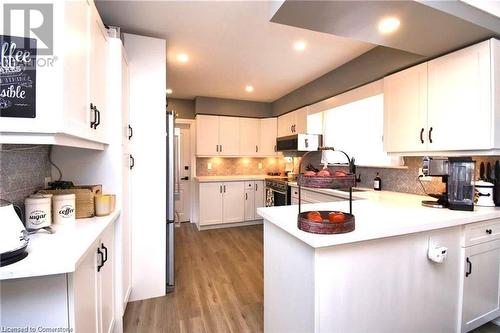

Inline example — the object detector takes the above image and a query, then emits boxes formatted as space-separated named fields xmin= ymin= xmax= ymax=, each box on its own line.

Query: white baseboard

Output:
xmin=198 ymin=219 xmax=263 ymax=231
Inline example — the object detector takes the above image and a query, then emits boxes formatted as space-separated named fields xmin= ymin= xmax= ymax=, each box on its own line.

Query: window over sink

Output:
xmin=320 ymin=93 xmax=402 ymax=167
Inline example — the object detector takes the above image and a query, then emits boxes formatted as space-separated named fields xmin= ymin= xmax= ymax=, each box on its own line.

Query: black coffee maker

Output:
xmin=421 ymin=156 xmax=476 ymax=211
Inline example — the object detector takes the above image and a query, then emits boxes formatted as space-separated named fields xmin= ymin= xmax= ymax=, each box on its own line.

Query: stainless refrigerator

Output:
xmin=166 ymin=110 xmax=176 ymax=293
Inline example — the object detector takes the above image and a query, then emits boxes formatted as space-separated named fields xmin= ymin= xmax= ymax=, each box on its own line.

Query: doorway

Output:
xmin=174 ymin=122 xmax=193 ymax=223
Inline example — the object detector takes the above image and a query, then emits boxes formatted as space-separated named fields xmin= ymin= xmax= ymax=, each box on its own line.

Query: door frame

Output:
xmin=175 ymin=118 xmax=196 ymax=223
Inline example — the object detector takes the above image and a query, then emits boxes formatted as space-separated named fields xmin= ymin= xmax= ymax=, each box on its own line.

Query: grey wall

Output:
xmin=271 ymin=46 xmax=424 ymax=116
xmin=195 ymin=96 xmax=273 ymax=118
xmin=0 ymin=145 xmax=51 ymax=206
xmin=169 ymin=98 xmax=195 ymax=119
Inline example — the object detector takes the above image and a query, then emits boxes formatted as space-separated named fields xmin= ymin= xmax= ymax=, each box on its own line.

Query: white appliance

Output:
xmin=276 ymin=134 xmax=322 ymax=153
xmin=0 ymin=202 xmax=29 ymax=266
xmin=166 ymin=110 xmax=176 ymax=292
xmin=474 ymin=180 xmax=495 ymax=207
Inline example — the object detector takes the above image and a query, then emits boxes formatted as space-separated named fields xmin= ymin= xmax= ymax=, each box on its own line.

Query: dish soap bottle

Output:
xmin=374 ymin=173 xmax=382 ymax=191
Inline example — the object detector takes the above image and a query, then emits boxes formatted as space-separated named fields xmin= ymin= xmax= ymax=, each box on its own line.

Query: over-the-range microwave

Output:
xmin=276 ymin=134 xmax=322 ymax=153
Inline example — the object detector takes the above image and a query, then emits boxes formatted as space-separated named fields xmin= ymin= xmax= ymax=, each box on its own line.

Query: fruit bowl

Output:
xmin=298 ymin=211 xmax=355 ymax=234
xmin=297 ymin=172 xmax=356 ymax=189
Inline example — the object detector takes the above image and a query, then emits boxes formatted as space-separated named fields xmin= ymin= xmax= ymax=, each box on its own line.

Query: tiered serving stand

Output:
xmin=297 ymin=147 xmax=356 ymax=234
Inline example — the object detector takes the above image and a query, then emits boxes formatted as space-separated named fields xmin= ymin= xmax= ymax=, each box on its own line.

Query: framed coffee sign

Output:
xmin=0 ymin=35 xmax=37 ymax=118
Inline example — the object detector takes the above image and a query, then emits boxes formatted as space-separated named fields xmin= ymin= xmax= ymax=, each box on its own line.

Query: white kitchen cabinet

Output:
xmin=0 ymin=0 xmax=109 ymax=149
xmin=461 ymin=239 xmax=500 ymax=332
xmin=196 ymin=115 xmax=220 ymax=156
xmin=244 ymin=187 xmax=255 ymax=221
xmin=219 ymin=117 xmax=240 ymax=156
xmin=383 ymin=63 xmax=428 ymax=153
xmin=240 ymin=118 xmax=260 ymax=156
xmin=260 ymin=118 xmax=278 ymax=156
xmin=254 ymin=181 xmax=264 ymax=218
xmin=199 ymin=182 xmax=224 ymax=225
xmin=278 ymin=106 xmax=309 ymax=137
xmin=98 ymin=225 xmax=115 ymax=333
xmin=89 ymin=5 xmax=109 ymax=142
xmin=222 ymin=181 xmax=245 ymax=223
xmin=428 ymin=40 xmax=491 ymax=151
xmin=384 ymin=39 xmax=500 ymax=155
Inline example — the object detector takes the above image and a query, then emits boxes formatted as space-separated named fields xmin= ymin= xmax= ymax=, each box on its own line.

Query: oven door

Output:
xmin=266 ymin=187 xmax=287 ymax=207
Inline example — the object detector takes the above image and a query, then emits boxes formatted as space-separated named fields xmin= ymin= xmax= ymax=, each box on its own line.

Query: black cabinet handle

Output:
xmin=466 ymin=257 xmax=472 ymax=277
xmin=486 ymin=229 xmax=493 ymax=234
xmin=181 ymin=176 xmax=189 ymax=180
xmin=90 ymin=103 xmax=96 ymax=129
xmin=219 ymin=185 xmax=222 ymax=193
xmin=245 ymin=192 xmax=248 ymax=200
xmin=420 ymin=128 xmax=424 ymax=144
xmin=255 ymin=183 xmax=258 ymax=191
xmin=97 ymin=247 xmax=104 ymax=272
xmin=101 ymin=243 xmax=108 ymax=264
xmin=428 ymin=127 xmax=433 ymax=144
xmin=256 ymin=145 xmax=258 ymax=153
xmin=95 ymin=108 xmax=101 ymax=128
xmin=224 ymin=185 xmax=226 ymax=193
xmin=129 ymin=154 xmax=135 ymax=170
xmin=128 ymin=125 xmax=133 ymax=140
xmin=216 ymin=145 xmax=219 ymax=152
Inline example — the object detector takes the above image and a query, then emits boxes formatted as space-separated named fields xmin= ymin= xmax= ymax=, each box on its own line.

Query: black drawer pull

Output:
xmin=128 ymin=125 xmax=133 ymax=140
xmin=420 ymin=128 xmax=424 ymax=144
xmin=466 ymin=257 xmax=472 ymax=277
xmin=486 ymin=229 xmax=493 ymax=234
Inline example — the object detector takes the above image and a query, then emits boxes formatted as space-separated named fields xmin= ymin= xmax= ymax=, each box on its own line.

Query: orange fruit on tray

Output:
xmin=328 ymin=212 xmax=345 ymax=223
xmin=307 ymin=211 xmax=323 ymax=223
xmin=334 ymin=171 xmax=347 ymax=177
xmin=304 ymin=171 xmax=316 ymax=177
xmin=317 ymin=169 xmax=330 ymax=177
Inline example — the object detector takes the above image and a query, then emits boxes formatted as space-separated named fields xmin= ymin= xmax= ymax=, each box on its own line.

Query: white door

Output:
xmin=254 ymin=181 xmax=264 ymax=219
xmin=259 ymin=118 xmax=277 ymax=156
xmin=174 ymin=124 xmax=191 ymax=222
xmin=62 ymin=0 xmax=91 ymax=139
xmin=89 ymin=9 xmax=108 ymax=142
xmin=196 ymin=115 xmax=219 ymax=155
xmin=244 ymin=189 xmax=255 ymax=221
xmin=219 ymin=117 xmax=240 ymax=155
xmin=199 ymin=182 xmax=223 ymax=225
xmin=294 ymin=106 xmax=308 ymax=133
xmin=72 ymin=246 xmax=99 ymax=332
xmin=98 ymin=225 xmax=115 ymax=333
xmin=383 ymin=63 xmax=428 ymax=153
xmin=240 ymin=118 xmax=260 ymax=156
xmin=461 ymin=239 xmax=500 ymax=332
xmin=428 ymin=40 xmax=491 ymax=151
xmin=222 ymin=182 xmax=245 ymax=223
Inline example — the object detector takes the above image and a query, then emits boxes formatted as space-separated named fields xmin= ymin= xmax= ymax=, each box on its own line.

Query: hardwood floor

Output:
xmin=123 ymin=223 xmax=263 ymax=333
xmin=124 ymin=222 xmax=500 ymax=333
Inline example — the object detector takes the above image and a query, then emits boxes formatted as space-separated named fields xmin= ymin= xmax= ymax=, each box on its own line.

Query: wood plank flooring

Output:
xmin=124 ymin=222 xmax=500 ymax=333
xmin=123 ymin=223 xmax=263 ymax=333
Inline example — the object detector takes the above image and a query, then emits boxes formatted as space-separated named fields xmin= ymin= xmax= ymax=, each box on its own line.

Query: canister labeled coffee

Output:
xmin=53 ymin=194 xmax=76 ymax=224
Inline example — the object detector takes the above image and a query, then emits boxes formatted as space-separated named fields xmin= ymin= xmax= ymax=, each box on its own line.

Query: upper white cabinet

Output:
xmin=384 ymin=39 xmax=500 ymax=155
xmin=219 ymin=116 xmax=240 ymax=156
xmin=196 ymin=115 xmax=220 ymax=156
xmin=259 ymin=118 xmax=278 ymax=156
xmin=0 ymin=0 xmax=110 ymax=149
xmin=427 ymin=41 xmax=491 ymax=151
xmin=277 ymin=106 xmax=308 ymax=137
xmin=384 ymin=63 xmax=428 ymax=153
xmin=196 ymin=115 xmax=278 ymax=156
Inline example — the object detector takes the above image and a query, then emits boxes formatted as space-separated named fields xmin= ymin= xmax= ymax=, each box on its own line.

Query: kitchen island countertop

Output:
xmin=196 ymin=175 xmax=281 ymax=182
xmin=257 ymin=190 xmax=500 ymax=248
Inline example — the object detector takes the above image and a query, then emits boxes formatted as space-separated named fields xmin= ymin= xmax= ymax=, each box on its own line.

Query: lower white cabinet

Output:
xmin=0 ymin=223 xmax=115 ymax=332
xmin=290 ymin=186 xmax=345 ymax=204
xmin=199 ymin=181 xmax=264 ymax=226
xmin=461 ymin=239 xmax=500 ymax=332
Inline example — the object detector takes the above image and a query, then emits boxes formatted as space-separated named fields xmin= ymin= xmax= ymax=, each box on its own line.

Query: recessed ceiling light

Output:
xmin=293 ymin=41 xmax=306 ymax=51
xmin=166 ymin=88 xmax=173 ymax=94
xmin=176 ymin=53 xmax=189 ymax=63
xmin=378 ymin=17 xmax=400 ymax=34
xmin=245 ymin=85 xmax=254 ymax=93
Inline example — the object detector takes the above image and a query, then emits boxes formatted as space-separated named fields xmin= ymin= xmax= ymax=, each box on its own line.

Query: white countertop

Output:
xmin=0 ymin=210 xmax=120 ymax=281
xmin=257 ymin=190 xmax=500 ymax=249
xmin=196 ymin=175 xmax=277 ymax=182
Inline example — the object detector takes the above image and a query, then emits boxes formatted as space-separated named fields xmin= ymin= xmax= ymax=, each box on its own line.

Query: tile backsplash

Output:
xmin=0 ymin=144 xmax=51 ymax=206
xmin=196 ymin=157 xmax=285 ymax=176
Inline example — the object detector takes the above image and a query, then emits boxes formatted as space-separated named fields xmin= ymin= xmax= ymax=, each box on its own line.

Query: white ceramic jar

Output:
xmin=25 ymin=196 xmax=52 ymax=230
xmin=474 ymin=181 xmax=495 ymax=207
xmin=53 ymin=194 xmax=76 ymax=224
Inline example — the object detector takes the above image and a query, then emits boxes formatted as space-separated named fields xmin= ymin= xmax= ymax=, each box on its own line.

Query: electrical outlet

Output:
xmin=207 ymin=162 xmax=212 ymax=171
xmin=258 ymin=163 xmax=262 ymax=169
xmin=44 ymin=176 xmax=52 ymax=189
xmin=418 ymin=168 xmax=432 ymax=182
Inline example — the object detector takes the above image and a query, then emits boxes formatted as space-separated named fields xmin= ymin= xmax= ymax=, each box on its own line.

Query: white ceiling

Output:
xmin=96 ymin=1 xmax=374 ymax=102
